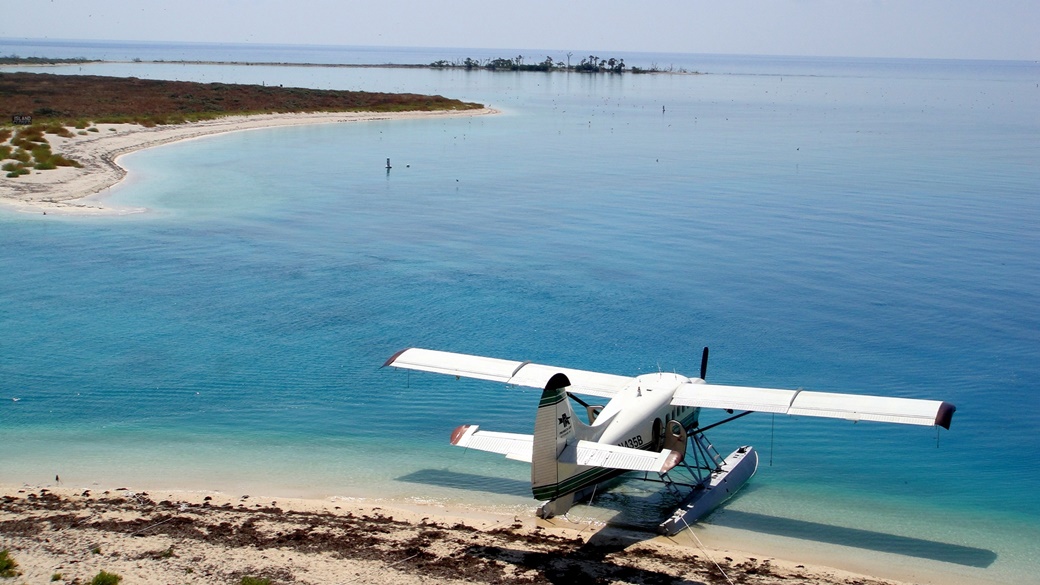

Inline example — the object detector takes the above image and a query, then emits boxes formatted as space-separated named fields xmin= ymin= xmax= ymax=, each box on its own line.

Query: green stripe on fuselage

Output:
xmin=533 ymin=464 xmax=627 ymax=500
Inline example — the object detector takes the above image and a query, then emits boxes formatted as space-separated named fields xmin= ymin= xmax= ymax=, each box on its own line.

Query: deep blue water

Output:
xmin=1 ymin=40 xmax=1038 ymax=582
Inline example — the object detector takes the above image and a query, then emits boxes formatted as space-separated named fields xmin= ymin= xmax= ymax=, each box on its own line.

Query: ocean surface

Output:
xmin=2 ymin=39 xmax=1038 ymax=583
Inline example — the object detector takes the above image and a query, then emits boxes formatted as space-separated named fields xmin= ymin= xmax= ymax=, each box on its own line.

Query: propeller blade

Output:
xmin=699 ymin=346 xmax=709 ymax=380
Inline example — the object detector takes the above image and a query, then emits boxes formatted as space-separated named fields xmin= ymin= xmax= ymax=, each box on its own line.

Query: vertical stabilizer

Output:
xmin=531 ymin=373 xmax=590 ymax=508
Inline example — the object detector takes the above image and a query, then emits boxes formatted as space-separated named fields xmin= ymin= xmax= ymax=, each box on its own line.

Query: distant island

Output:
xmin=0 ymin=56 xmax=100 ymax=66
xmin=0 ymin=72 xmax=483 ymax=178
xmin=427 ymin=53 xmax=697 ymax=74
xmin=1 ymin=54 xmax=698 ymax=75
xmin=430 ymin=54 xmax=637 ymax=73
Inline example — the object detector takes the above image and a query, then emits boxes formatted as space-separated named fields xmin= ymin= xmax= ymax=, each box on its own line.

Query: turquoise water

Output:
xmin=2 ymin=42 xmax=1039 ymax=582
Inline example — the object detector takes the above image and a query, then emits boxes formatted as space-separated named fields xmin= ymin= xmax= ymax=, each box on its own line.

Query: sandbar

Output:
xmin=0 ymin=109 xmax=496 ymax=216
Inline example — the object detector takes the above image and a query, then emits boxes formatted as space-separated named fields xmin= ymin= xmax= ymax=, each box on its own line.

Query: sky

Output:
xmin=8 ymin=0 xmax=1039 ymax=61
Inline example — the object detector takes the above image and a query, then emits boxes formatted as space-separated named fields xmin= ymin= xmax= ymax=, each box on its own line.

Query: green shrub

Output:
xmin=89 ymin=570 xmax=121 ymax=585
xmin=51 ymin=573 xmax=63 ymax=581
xmin=54 ymin=155 xmax=82 ymax=168
xmin=31 ymin=143 xmax=52 ymax=159
xmin=239 ymin=577 xmax=272 ymax=585
xmin=43 ymin=124 xmax=73 ymax=138
xmin=2 ymin=162 xmax=30 ymax=177
xmin=0 ymin=145 xmax=11 ymax=160
xmin=0 ymin=549 xmax=20 ymax=578
xmin=12 ymin=126 xmax=47 ymax=147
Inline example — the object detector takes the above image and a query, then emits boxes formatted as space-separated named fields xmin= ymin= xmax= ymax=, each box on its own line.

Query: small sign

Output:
xmin=12 ymin=115 xmax=32 ymax=125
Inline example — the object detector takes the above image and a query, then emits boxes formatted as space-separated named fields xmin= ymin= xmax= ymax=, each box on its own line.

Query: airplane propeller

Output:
xmin=699 ymin=346 xmax=709 ymax=381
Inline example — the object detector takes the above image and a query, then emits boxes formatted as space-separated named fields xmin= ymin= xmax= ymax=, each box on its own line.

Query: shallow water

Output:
xmin=2 ymin=40 xmax=1038 ymax=583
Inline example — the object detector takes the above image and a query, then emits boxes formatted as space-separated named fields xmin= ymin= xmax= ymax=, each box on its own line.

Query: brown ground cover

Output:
xmin=0 ymin=72 xmax=483 ymax=125
xmin=0 ymin=487 xmax=892 ymax=585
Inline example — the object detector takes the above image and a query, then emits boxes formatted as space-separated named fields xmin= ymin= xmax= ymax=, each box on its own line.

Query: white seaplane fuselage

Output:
xmin=581 ymin=372 xmax=699 ymax=449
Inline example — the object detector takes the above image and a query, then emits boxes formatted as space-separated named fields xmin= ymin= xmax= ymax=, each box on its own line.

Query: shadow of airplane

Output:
xmin=467 ymin=527 xmax=715 ymax=585
xmin=397 ymin=468 xmax=531 ymax=497
xmin=398 ymin=468 xmax=996 ymax=568
xmin=708 ymin=509 xmax=996 ymax=568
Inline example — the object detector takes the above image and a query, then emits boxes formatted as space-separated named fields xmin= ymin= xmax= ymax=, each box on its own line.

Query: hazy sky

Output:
xmin=11 ymin=0 xmax=1039 ymax=61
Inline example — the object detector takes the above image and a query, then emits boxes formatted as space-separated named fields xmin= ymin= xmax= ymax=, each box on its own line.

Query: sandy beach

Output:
xmin=0 ymin=109 xmax=496 ymax=216
xmin=1 ymin=482 xmax=921 ymax=585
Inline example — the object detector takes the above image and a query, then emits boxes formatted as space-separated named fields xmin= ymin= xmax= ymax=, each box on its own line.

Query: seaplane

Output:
xmin=384 ymin=347 xmax=955 ymax=534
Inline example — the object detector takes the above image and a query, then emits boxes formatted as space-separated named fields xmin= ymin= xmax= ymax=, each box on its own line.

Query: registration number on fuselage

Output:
xmin=618 ymin=435 xmax=644 ymax=449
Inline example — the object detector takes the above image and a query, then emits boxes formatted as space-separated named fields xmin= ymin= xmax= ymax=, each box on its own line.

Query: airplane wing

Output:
xmin=450 ymin=425 xmax=533 ymax=462
xmin=671 ymin=383 xmax=955 ymax=429
xmin=449 ymin=425 xmax=677 ymax=472
xmin=384 ymin=348 xmax=632 ymax=399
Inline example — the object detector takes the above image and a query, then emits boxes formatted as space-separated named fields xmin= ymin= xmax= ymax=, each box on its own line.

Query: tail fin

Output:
xmin=531 ymin=373 xmax=592 ymax=510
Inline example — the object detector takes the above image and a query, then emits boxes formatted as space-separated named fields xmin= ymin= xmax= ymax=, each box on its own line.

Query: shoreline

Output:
xmin=0 ymin=108 xmax=497 ymax=216
xmin=1 ymin=482 xmax=920 ymax=585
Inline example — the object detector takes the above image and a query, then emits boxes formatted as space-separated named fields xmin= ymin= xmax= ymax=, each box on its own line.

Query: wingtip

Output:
xmin=660 ymin=449 xmax=683 ymax=474
xmin=935 ymin=402 xmax=956 ymax=430
xmin=450 ymin=424 xmax=475 ymax=445
xmin=383 ymin=348 xmax=410 ymax=368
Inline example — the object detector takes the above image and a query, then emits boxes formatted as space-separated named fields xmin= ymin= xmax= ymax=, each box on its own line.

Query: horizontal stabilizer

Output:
xmin=574 ymin=441 xmax=677 ymax=474
xmin=449 ymin=425 xmax=533 ymax=462
xmin=672 ymin=383 xmax=955 ymax=429
xmin=385 ymin=348 xmax=631 ymax=398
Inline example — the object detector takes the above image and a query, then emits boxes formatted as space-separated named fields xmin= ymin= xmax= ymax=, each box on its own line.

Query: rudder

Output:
xmin=531 ymin=373 xmax=590 ymax=508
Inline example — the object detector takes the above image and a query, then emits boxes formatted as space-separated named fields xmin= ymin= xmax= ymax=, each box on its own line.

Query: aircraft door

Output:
xmin=652 ymin=418 xmax=664 ymax=451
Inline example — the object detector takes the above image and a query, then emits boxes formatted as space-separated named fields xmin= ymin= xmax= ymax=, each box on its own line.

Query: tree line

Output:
xmin=430 ymin=54 xmax=628 ymax=73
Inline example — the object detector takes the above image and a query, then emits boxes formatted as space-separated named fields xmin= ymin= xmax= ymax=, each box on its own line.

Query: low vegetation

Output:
xmin=0 ymin=55 xmax=98 ymax=65
xmin=1 ymin=124 xmax=83 ymax=176
xmin=0 ymin=549 xmax=20 ymax=578
xmin=0 ymin=72 xmax=482 ymax=126
xmin=0 ymin=71 xmax=483 ymax=177
xmin=89 ymin=571 xmax=122 ymax=585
